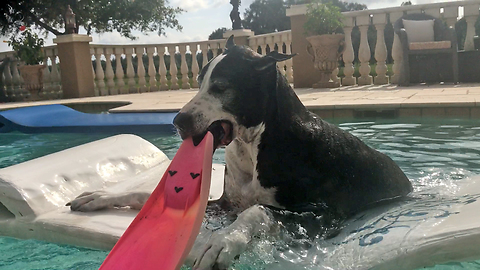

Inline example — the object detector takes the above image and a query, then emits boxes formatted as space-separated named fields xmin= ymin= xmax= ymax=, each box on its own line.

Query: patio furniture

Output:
xmin=394 ymin=13 xmax=459 ymax=86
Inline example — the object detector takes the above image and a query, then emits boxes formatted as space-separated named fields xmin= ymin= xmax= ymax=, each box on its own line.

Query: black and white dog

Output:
xmin=69 ymin=36 xmax=412 ymax=269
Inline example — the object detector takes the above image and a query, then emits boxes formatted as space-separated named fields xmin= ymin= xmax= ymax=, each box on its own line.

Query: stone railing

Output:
xmin=248 ymin=30 xmax=294 ymax=83
xmin=0 ymin=30 xmax=294 ymax=100
xmin=0 ymin=45 xmax=62 ymax=101
xmin=287 ymin=0 xmax=480 ymax=87
xmin=89 ymin=39 xmax=226 ymax=96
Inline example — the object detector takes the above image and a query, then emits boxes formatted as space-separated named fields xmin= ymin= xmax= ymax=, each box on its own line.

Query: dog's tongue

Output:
xmin=220 ymin=122 xmax=232 ymax=145
xmin=192 ymin=121 xmax=232 ymax=149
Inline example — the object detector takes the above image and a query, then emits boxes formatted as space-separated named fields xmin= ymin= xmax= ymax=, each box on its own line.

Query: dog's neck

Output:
xmin=266 ymin=69 xmax=310 ymax=128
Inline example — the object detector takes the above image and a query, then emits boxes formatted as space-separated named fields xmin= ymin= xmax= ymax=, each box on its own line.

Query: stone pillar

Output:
xmin=53 ymin=34 xmax=95 ymax=98
xmin=287 ymin=4 xmax=318 ymax=88
xmin=464 ymin=5 xmax=480 ymax=51
xmin=223 ymin=29 xmax=254 ymax=46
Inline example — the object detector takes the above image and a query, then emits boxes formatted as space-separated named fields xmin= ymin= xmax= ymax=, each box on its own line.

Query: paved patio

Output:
xmin=2 ymin=83 xmax=480 ymax=119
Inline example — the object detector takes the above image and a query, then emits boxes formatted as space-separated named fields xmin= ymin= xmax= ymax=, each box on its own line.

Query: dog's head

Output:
xmin=173 ymin=36 xmax=295 ymax=147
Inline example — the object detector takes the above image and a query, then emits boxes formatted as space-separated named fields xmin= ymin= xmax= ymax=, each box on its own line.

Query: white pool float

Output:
xmin=0 ymin=134 xmax=224 ymax=250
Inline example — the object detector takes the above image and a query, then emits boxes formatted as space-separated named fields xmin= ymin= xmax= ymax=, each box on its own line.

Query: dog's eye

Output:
xmin=210 ymin=82 xmax=227 ymax=93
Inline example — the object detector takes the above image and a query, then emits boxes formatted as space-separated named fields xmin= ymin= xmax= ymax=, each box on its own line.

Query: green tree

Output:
xmin=243 ymin=0 xmax=366 ymax=35
xmin=243 ymin=0 xmax=292 ymax=35
xmin=0 ymin=0 xmax=182 ymax=39
xmin=209 ymin=27 xmax=228 ymax=40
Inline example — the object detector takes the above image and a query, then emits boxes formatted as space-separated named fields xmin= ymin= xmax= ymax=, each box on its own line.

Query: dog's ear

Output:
xmin=226 ymin=35 xmax=235 ymax=50
xmin=254 ymin=51 xmax=297 ymax=71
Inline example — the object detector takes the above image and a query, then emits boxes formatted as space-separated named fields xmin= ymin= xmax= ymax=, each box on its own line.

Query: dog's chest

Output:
xmin=223 ymin=127 xmax=280 ymax=210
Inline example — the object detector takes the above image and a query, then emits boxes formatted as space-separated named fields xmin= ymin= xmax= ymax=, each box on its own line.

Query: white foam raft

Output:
xmin=0 ymin=134 xmax=224 ymax=250
xmin=1 ymin=134 xmax=480 ymax=269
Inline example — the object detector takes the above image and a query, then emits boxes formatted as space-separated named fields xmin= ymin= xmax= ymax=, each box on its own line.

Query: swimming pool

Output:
xmin=1 ymin=118 xmax=480 ymax=269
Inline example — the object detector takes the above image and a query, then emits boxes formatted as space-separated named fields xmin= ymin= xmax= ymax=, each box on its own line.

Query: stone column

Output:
xmin=464 ymin=5 xmax=480 ymax=51
xmin=286 ymin=4 xmax=319 ymax=88
xmin=53 ymin=34 xmax=95 ymax=98
xmin=223 ymin=29 xmax=254 ymax=47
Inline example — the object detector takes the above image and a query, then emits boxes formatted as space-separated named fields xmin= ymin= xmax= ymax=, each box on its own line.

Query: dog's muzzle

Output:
xmin=173 ymin=113 xmax=233 ymax=148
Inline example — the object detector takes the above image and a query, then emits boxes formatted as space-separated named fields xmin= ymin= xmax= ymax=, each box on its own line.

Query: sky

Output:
xmin=0 ymin=0 xmax=453 ymax=53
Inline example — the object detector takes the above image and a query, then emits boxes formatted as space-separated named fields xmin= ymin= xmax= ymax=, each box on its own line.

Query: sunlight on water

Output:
xmin=1 ymin=118 xmax=480 ymax=269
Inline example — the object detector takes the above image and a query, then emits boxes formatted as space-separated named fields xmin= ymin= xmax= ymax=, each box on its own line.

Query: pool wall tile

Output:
xmin=398 ymin=108 xmax=422 ymax=117
xmin=445 ymin=107 xmax=471 ymax=118
xmin=422 ymin=108 xmax=446 ymax=117
xmin=334 ymin=109 xmax=354 ymax=118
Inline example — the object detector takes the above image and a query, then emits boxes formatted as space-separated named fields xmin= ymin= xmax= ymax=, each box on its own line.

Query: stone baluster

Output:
xmin=190 ymin=44 xmax=200 ymax=88
xmin=50 ymin=51 xmax=62 ymax=98
xmin=3 ymin=59 xmax=14 ymax=99
xmin=158 ymin=46 xmax=169 ymax=90
xmin=0 ymin=58 xmax=8 ymax=99
xmin=42 ymin=51 xmax=52 ymax=98
xmin=390 ymin=12 xmax=403 ymax=85
xmin=342 ymin=17 xmax=356 ymax=86
xmin=104 ymin=48 xmax=116 ymax=95
xmin=136 ymin=46 xmax=147 ymax=93
xmin=463 ymin=4 xmax=480 ymax=51
xmin=94 ymin=47 xmax=106 ymax=95
xmin=424 ymin=8 xmax=441 ymax=18
xmin=90 ymin=48 xmax=98 ymax=96
xmin=168 ymin=46 xmax=179 ymax=90
xmin=260 ymin=41 xmax=267 ymax=55
xmin=146 ymin=46 xmax=158 ymax=91
xmin=200 ymin=43 xmax=209 ymax=69
xmin=373 ymin=14 xmax=389 ymax=85
xmin=11 ymin=60 xmax=24 ymax=99
xmin=329 ymin=33 xmax=341 ymax=85
xmin=114 ymin=47 xmax=126 ymax=94
xmin=124 ymin=47 xmax=136 ymax=93
xmin=218 ymin=41 xmax=227 ymax=55
xmin=443 ymin=6 xmax=458 ymax=28
xmin=178 ymin=45 xmax=190 ymax=89
xmin=357 ymin=15 xmax=373 ymax=85
xmin=285 ymin=39 xmax=294 ymax=83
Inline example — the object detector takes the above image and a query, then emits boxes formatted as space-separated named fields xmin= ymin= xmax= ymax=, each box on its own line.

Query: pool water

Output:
xmin=1 ymin=118 xmax=480 ymax=270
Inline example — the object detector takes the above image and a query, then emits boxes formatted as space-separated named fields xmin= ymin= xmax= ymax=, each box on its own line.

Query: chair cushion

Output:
xmin=409 ymin=41 xmax=452 ymax=50
xmin=402 ymin=19 xmax=435 ymax=42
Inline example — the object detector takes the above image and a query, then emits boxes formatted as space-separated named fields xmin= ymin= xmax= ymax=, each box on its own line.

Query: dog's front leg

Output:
xmin=67 ymin=191 xmax=150 ymax=212
xmin=192 ymin=204 xmax=274 ymax=270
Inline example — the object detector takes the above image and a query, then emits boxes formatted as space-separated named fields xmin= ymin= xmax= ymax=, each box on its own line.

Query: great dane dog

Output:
xmin=68 ymin=36 xmax=412 ymax=269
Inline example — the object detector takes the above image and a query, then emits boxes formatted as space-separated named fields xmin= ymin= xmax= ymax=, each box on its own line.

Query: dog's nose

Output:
xmin=173 ymin=112 xmax=195 ymax=139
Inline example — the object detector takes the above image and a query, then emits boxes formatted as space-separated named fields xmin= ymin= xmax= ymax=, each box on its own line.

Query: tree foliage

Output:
xmin=304 ymin=2 xmax=344 ymax=35
xmin=243 ymin=0 xmax=292 ymax=35
xmin=242 ymin=0 xmax=366 ymax=35
xmin=209 ymin=27 xmax=228 ymax=40
xmin=0 ymin=0 xmax=183 ymax=39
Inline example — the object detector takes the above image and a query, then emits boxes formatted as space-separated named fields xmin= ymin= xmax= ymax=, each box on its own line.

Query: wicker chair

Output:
xmin=394 ymin=13 xmax=458 ymax=86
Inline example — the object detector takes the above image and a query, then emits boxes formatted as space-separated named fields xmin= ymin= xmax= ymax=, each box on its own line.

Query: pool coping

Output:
xmin=1 ymin=83 xmax=480 ymax=119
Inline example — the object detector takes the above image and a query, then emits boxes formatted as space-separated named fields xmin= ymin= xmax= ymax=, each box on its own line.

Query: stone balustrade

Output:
xmin=287 ymin=0 xmax=480 ymax=87
xmin=1 ymin=31 xmax=293 ymax=100
xmin=0 ymin=46 xmax=62 ymax=101
xmin=89 ymin=39 xmax=227 ymax=96
xmin=248 ymin=30 xmax=294 ymax=83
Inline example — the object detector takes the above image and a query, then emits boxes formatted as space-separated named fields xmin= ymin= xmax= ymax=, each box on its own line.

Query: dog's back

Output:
xmin=252 ymin=58 xmax=412 ymax=217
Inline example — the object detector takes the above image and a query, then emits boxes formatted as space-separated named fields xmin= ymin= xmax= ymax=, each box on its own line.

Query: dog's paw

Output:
xmin=193 ymin=227 xmax=250 ymax=270
xmin=66 ymin=191 xmax=112 ymax=212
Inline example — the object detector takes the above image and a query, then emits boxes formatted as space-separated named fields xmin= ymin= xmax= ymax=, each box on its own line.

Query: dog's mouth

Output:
xmin=192 ymin=120 xmax=233 ymax=149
